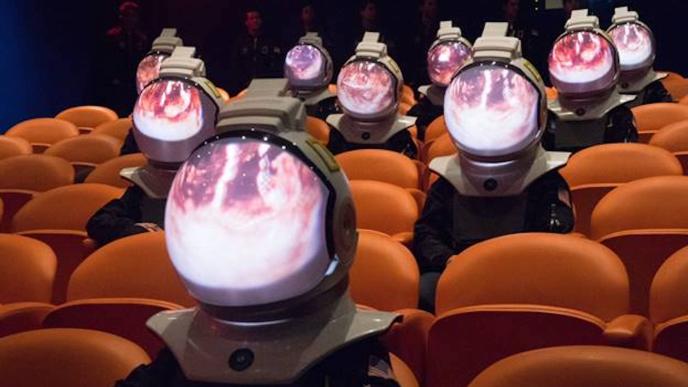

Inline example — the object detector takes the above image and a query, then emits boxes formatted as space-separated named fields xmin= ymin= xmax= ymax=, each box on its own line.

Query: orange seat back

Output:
xmin=305 ymin=116 xmax=330 ymax=144
xmin=632 ymin=103 xmax=688 ymax=142
xmin=0 ymin=234 xmax=57 ymax=303
xmin=435 ymin=233 xmax=629 ymax=320
xmin=0 ymin=154 xmax=74 ymax=191
xmin=84 ymin=153 xmax=147 ymax=188
xmin=650 ymin=120 xmax=688 ymax=173
xmin=469 ymin=346 xmax=688 ymax=387
xmin=5 ymin=118 xmax=79 ymax=151
xmin=55 ymin=105 xmax=118 ymax=131
xmin=91 ymin=118 xmax=132 ymax=142
xmin=0 ymin=136 xmax=32 ymax=160
xmin=337 ymin=149 xmax=421 ymax=189
xmin=11 ymin=183 xmax=123 ymax=232
xmin=350 ymin=180 xmax=419 ymax=238
xmin=45 ymin=134 xmax=121 ymax=165
xmin=350 ymin=230 xmax=420 ymax=311
xmin=425 ymin=116 xmax=447 ymax=142
xmin=0 ymin=328 xmax=150 ymax=387
xmin=425 ymin=133 xmax=456 ymax=164
xmin=67 ymin=232 xmax=195 ymax=307
xmin=0 ymin=303 xmax=55 ymax=338
xmin=43 ymin=298 xmax=180 ymax=357
xmin=661 ymin=71 xmax=688 ymax=101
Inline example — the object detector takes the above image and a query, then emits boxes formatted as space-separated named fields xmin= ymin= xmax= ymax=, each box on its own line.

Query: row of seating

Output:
xmin=5 ymin=231 xmax=688 ymax=385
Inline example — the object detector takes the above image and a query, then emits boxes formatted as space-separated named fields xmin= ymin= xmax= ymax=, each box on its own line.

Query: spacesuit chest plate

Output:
xmin=451 ymin=192 xmax=528 ymax=244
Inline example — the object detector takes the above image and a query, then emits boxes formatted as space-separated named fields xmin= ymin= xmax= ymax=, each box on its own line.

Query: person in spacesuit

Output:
xmin=326 ymin=32 xmax=418 ymax=158
xmin=413 ymin=22 xmax=574 ymax=312
xmin=115 ymin=86 xmax=401 ymax=387
xmin=544 ymin=9 xmax=638 ymax=152
xmin=406 ymin=20 xmax=472 ymax=140
xmin=87 ymin=46 xmax=222 ymax=246
xmin=284 ymin=32 xmax=340 ymax=120
xmin=607 ymin=6 xmax=672 ymax=106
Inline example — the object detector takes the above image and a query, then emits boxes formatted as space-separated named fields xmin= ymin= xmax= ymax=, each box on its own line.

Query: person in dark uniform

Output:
xmin=607 ymin=6 xmax=673 ymax=106
xmin=544 ymin=9 xmax=638 ymax=153
xmin=87 ymin=47 xmax=222 ymax=246
xmin=413 ymin=23 xmax=574 ymax=312
xmin=115 ymin=87 xmax=401 ymax=387
xmin=230 ymin=8 xmax=284 ymax=93
xmin=326 ymin=32 xmax=418 ymax=159
xmin=406 ymin=20 xmax=472 ymax=140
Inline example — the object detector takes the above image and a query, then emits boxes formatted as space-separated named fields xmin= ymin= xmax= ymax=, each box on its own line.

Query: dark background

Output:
xmin=1 ymin=0 xmax=686 ymax=131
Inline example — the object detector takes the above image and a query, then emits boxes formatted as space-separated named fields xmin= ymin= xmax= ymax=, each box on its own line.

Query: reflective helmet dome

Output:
xmin=136 ymin=54 xmax=168 ymax=94
xmin=336 ymin=60 xmax=397 ymax=120
xmin=444 ymin=64 xmax=541 ymax=158
xmin=284 ymin=43 xmax=332 ymax=89
xmin=548 ymin=31 xmax=617 ymax=96
xmin=165 ymin=135 xmax=332 ymax=307
xmin=609 ymin=22 xmax=654 ymax=72
xmin=427 ymin=41 xmax=472 ymax=87
xmin=132 ymin=78 xmax=218 ymax=165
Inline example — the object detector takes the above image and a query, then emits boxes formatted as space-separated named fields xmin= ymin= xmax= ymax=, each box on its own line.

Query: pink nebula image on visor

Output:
xmin=445 ymin=66 xmax=539 ymax=155
xmin=610 ymin=23 xmax=653 ymax=68
xmin=285 ymin=44 xmax=324 ymax=82
xmin=165 ymin=138 xmax=330 ymax=305
xmin=428 ymin=41 xmax=471 ymax=87
xmin=549 ymin=31 xmax=615 ymax=84
xmin=337 ymin=61 xmax=395 ymax=116
xmin=136 ymin=54 xmax=166 ymax=94
xmin=133 ymin=79 xmax=204 ymax=142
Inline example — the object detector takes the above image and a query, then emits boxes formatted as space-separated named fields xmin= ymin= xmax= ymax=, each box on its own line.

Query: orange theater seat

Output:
xmin=350 ymin=180 xmax=420 ymax=246
xmin=402 ymin=84 xmax=416 ymax=106
xmin=0 ymin=234 xmax=57 ymax=303
xmin=560 ymin=143 xmax=683 ymax=236
xmin=0 ymin=303 xmax=55 ymax=337
xmin=632 ymin=103 xmax=688 ymax=143
xmin=84 ymin=153 xmax=147 ymax=188
xmin=0 ymin=328 xmax=150 ymax=387
xmin=43 ymin=298 xmax=181 ymax=357
xmin=468 ymin=346 xmax=688 ymax=387
xmin=649 ymin=119 xmax=688 ymax=172
xmin=45 ymin=134 xmax=122 ymax=180
xmin=55 ymin=105 xmax=118 ymax=134
xmin=681 ymin=95 xmax=688 ymax=105
xmin=661 ymin=71 xmax=688 ymax=101
xmin=91 ymin=118 xmax=132 ymax=142
xmin=426 ymin=233 xmax=648 ymax=387
xmin=425 ymin=116 xmax=447 ymax=142
xmin=0 ymin=154 xmax=74 ymax=232
xmin=5 ymin=118 xmax=79 ymax=153
xmin=590 ymin=176 xmax=688 ymax=315
xmin=336 ymin=149 xmax=425 ymax=190
xmin=424 ymin=133 xmax=456 ymax=165
xmin=0 ymin=136 xmax=32 ymax=160
xmin=350 ymin=230 xmax=419 ymax=311
xmin=67 ymin=231 xmax=195 ymax=307
xmin=650 ymin=246 xmax=688 ymax=362
xmin=11 ymin=183 xmax=124 ymax=303
xmin=305 ymin=116 xmax=330 ymax=144
xmin=390 ymin=354 xmax=419 ymax=387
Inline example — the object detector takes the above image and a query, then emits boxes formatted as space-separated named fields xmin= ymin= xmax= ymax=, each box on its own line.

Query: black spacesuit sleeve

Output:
xmin=530 ymin=171 xmax=574 ymax=234
xmin=644 ymin=80 xmax=674 ymax=104
xmin=115 ymin=349 xmax=178 ymax=387
xmin=605 ymin=105 xmax=638 ymax=144
xmin=119 ymin=129 xmax=140 ymax=155
xmin=86 ymin=186 xmax=148 ymax=246
xmin=413 ymin=178 xmax=457 ymax=272
xmin=326 ymin=127 xmax=350 ymax=155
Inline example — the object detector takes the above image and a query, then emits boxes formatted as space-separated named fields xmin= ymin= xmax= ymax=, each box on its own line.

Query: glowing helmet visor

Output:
xmin=285 ymin=44 xmax=327 ymax=88
xmin=133 ymin=79 xmax=217 ymax=164
xmin=136 ymin=54 xmax=167 ymax=94
xmin=165 ymin=136 xmax=331 ymax=306
xmin=427 ymin=41 xmax=472 ymax=87
xmin=444 ymin=65 xmax=540 ymax=158
xmin=548 ymin=31 xmax=616 ymax=95
xmin=337 ymin=60 xmax=395 ymax=118
xmin=609 ymin=22 xmax=654 ymax=72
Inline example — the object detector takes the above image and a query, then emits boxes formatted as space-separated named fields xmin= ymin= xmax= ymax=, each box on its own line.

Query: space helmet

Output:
xmin=284 ymin=32 xmax=334 ymax=91
xmin=607 ymin=7 xmax=656 ymax=78
xmin=135 ymin=28 xmax=183 ymax=94
xmin=427 ymin=21 xmax=472 ymax=88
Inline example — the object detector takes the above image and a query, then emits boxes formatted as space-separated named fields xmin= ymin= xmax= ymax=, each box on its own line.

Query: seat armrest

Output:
xmin=604 ymin=314 xmax=653 ymax=350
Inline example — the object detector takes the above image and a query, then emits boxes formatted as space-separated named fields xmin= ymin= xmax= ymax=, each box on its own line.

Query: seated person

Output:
xmin=327 ymin=32 xmax=418 ymax=159
xmin=116 ymin=92 xmax=401 ymax=387
xmin=407 ymin=20 xmax=472 ymax=140
xmin=413 ymin=23 xmax=574 ymax=312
